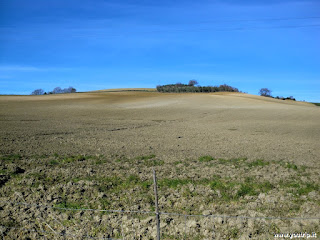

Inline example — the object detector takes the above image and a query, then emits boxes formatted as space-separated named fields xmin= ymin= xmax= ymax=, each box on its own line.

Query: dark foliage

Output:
xmin=47 ymin=87 xmax=77 ymax=94
xmin=275 ymin=96 xmax=296 ymax=101
xmin=259 ymin=88 xmax=272 ymax=97
xmin=188 ymin=80 xmax=198 ymax=86
xmin=156 ymin=82 xmax=239 ymax=93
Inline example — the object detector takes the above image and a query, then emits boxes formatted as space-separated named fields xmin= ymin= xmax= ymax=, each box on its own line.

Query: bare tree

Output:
xmin=52 ymin=86 xmax=77 ymax=94
xmin=188 ymin=80 xmax=198 ymax=86
xmin=68 ymin=86 xmax=76 ymax=93
xmin=52 ymin=87 xmax=63 ymax=94
xmin=31 ymin=89 xmax=44 ymax=95
xmin=259 ymin=88 xmax=272 ymax=97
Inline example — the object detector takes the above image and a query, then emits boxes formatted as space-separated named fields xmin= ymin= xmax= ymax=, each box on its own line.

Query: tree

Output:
xmin=31 ymin=89 xmax=44 ymax=95
xmin=68 ymin=86 xmax=76 ymax=93
xmin=175 ymin=82 xmax=184 ymax=87
xmin=219 ymin=84 xmax=239 ymax=92
xmin=188 ymin=80 xmax=198 ymax=86
xmin=259 ymin=88 xmax=272 ymax=97
xmin=52 ymin=87 xmax=63 ymax=94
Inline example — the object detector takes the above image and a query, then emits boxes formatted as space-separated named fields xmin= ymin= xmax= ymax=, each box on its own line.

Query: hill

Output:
xmin=0 ymin=89 xmax=319 ymax=239
xmin=0 ymin=90 xmax=318 ymax=163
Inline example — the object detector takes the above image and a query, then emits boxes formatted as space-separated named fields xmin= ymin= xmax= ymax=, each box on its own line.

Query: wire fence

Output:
xmin=1 ymin=166 xmax=319 ymax=239
xmin=1 ymin=199 xmax=319 ymax=239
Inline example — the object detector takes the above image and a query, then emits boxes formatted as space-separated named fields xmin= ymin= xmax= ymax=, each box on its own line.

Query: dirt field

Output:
xmin=0 ymin=90 xmax=319 ymax=239
xmin=1 ymin=91 xmax=319 ymax=163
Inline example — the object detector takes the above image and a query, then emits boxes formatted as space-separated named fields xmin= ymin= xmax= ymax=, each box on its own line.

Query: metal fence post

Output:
xmin=153 ymin=169 xmax=160 ymax=240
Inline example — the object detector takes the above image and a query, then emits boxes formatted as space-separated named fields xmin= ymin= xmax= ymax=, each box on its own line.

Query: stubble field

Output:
xmin=0 ymin=90 xmax=319 ymax=239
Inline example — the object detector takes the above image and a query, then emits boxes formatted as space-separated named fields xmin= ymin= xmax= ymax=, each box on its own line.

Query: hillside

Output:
xmin=0 ymin=90 xmax=319 ymax=239
xmin=0 ymin=90 xmax=318 ymax=164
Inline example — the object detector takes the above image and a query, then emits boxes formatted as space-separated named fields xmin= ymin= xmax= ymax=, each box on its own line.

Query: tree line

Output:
xmin=156 ymin=80 xmax=239 ymax=93
xmin=31 ymin=87 xmax=76 ymax=95
xmin=259 ymin=88 xmax=295 ymax=101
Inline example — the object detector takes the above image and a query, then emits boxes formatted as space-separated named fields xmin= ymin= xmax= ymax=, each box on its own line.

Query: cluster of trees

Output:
xmin=156 ymin=80 xmax=239 ymax=93
xmin=275 ymin=96 xmax=296 ymax=101
xmin=31 ymin=87 xmax=76 ymax=95
xmin=259 ymin=88 xmax=295 ymax=101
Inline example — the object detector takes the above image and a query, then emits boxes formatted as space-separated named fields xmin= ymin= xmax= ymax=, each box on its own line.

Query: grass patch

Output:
xmin=50 ymin=154 xmax=96 ymax=164
xmin=157 ymin=175 xmax=275 ymax=201
xmin=140 ymin=180 xmax=152 ymax=190
xmin=237 ymin=183 xmax=257 ymax=197
xmin=0 ymin=154 xmax=22 ymax=162
xmin=98 ymin=198 xmax=111 ymax=209
xmin=236 ymin=181 xmax=274 ymax=197
xmin=276 ymin=161 xmax=299 ymax=171
xmin=209 ymin=178 xmax=237 ymax=201
xmin=279 ymin=180 xmax=319 ymax=197
xmin=54 ymin=201 xmax=84 ymax=210
xmin=218 ymin=158 xmax=228 ymax=164
xmin=60 ymin=155 xmax=87 ymax=163
xmin=228 ymin=228 xmax=240 ymax=239
xmin=174 ymin=160 xmax=183 ymax=165
xmin=27 ymin=172 xmax=46 ymax=180
xmin=158 ymin=177 xmax=210 ymax=189
xmin=285 ymin=162 xmax=298 ymax=171
xmin=95 ymin=159 xmax=106 ymax=165
xmin=97 ymin=176 xmax=124 ymax=192
xmin=78 ymin=174 xmax=152 ymax=194
xmin=136 ymin=154 xmax=156 ymax=160
xmin=247 ymin=159 xmax=269 ymax=168
xmin=312 ymin=102 xmax=320 ymax=106
xmin=257 ymin=181 xmax=275 ymax=193
xmin=2 ymin=220 xmax=20 ymax=228
xmin=296 ymin=183 xmax=319 ymax=196
xmin=143 ymin=159 xmax=164 ymax=167
xmin=0 ymin=169 xmax=8 ymax=174
xmin=135 ymin=154 xmax=164 ymax=167
xmin=198 ymin=155 xmax=214 ymax=162
xmin=209 ymin=176 xmax=275 ymax=200
xmin=49 ymin=159 xmax=59 ymax=165
xmin=159 ymin=178 xmax=192 ymax=188
xmin=127 ymin=174 xmax=140 ymax=183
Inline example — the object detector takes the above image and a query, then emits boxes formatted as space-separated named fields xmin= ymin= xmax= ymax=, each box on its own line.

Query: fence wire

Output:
xmin=1 ymin=200 xmax=319 ymax=220
xmin=0 ymin=225 xmax=122 ymax=240
xmin=1 ymin=199 xmax=319 ymax=239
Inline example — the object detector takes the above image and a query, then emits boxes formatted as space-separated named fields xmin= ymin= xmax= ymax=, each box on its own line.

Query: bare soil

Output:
xmin=0 ymin=91 xmax=319 ymax=239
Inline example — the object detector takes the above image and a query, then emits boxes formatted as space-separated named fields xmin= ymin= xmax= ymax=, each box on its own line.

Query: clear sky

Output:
xmin=0 ymin=0 xmax=319 ymax=102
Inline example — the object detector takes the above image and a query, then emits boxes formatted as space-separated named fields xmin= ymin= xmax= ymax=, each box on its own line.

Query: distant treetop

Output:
xmin=156 ymin=81 xmax=239 ymax=93
xmin=188 ymin=80 xmax=198 ymax=86
xmin=31 ymin=86 xmax=76 ymax=95
xmin=31 ymin=89 xmax=45 ymax=95
xmin=259 ymin=88 xmax=272 ymax=97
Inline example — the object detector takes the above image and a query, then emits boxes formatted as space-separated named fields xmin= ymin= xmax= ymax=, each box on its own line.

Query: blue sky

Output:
xmin=0 ymin=0 xmax=319 ymax=101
